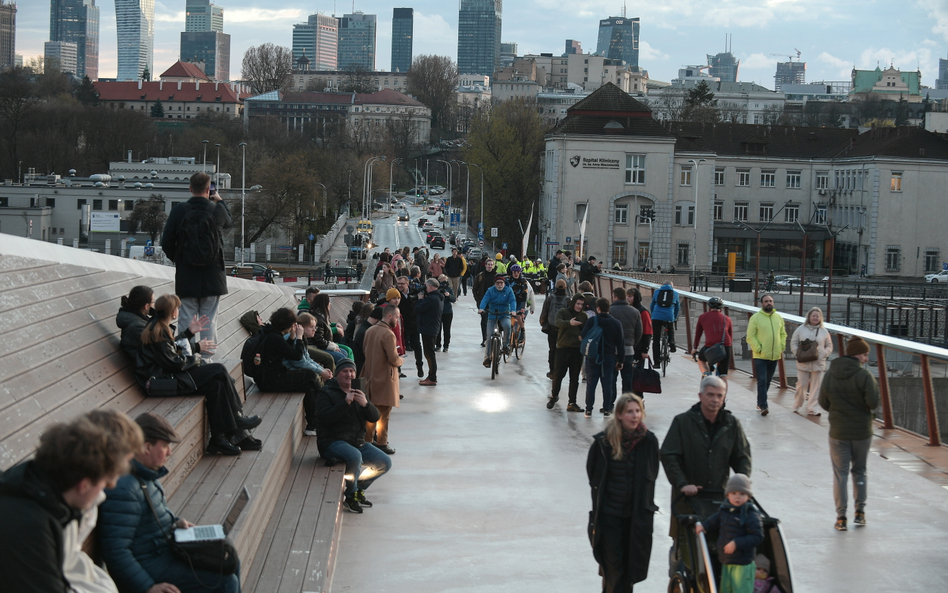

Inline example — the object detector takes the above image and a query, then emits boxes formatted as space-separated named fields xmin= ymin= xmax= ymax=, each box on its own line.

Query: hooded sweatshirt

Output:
xmin=818 ymin=356 xmax=880 ymax=440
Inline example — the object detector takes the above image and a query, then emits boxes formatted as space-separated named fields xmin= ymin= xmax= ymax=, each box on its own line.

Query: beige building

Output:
xmin=288 ymin=69 xmax=409 ymax=93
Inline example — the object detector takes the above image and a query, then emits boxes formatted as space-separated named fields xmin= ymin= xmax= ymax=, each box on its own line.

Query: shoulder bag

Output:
xmin=631 ymin=358 xmax=662 ymax=394
xmin=796 ymin=329 xmax=820 ymax=363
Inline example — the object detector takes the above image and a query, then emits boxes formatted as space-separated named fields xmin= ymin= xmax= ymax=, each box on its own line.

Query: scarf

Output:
xmin=621 ymin=423 xmax=648 ymax=454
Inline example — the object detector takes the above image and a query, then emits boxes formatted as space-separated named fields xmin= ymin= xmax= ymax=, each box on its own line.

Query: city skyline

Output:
xmin=13 ymin=1 xmax=948 ymax=90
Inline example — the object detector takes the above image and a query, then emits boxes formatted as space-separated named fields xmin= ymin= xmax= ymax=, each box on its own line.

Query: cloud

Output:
xmin=741 ymin=53 xmax=775 ymax=69
xmin=412 ymin=13 xmax=457 ymax=59
xmin=639 ymin=41 xmax=668 ymax=62
xmin=919 ymin=0 xmax=948 ymax=41
xmin=226 ymin=8 xmax=305 ymax=24
xmin=155 ymin=11 xmax=185 ymax=23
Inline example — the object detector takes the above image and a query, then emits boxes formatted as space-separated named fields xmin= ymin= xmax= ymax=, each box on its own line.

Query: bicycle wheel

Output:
xmin=502 ymin=338 xmax=510 ymax=363
xmin=514 ymin=325 xmax=525 ymax=360
xmin=491 ymin=337 xmax=500 ymax=379
xmin=660 ymin=330 xmax=669 ymax=377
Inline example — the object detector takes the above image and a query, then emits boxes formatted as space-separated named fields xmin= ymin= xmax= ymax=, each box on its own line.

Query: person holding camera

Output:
xmin=434 ymin=274 xmax=456 ymax=352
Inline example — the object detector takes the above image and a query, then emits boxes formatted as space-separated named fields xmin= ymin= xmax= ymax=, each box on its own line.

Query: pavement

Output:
xmin=328 ymin=204 xmax=948 ymax=593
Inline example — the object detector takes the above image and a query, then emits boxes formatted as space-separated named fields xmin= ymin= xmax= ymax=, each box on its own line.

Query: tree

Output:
xmin=151 ymin=99 xmax=164 ymax=118
xmin=683 ymin=81 xmax=719 ymax=122
xmin=141 ymin=66 xmax=150 ymax=81
xmin=0 ymin=67 xmax=38 ymax=180
xmin=241 ymin=43 xmax=293 ymax=95
xmin=464 ymin=98 xmax=546 ymax=249
xmin=243 ymin=152 xmax=318 ymax=247
xmin=406 ymin=55 xmax=458 ymax=133
xmin=74 ymin=76 xmax=99 ymax=106
xmin=339 ymin=66 xmax=376 ymax=93
xmin=303 ymin=77 xmax=328 ymax=92
xmin=760 ymin=104 xmax=784 ymax=125
xmin=717 ymin=100 xmax=747 ymax=124
xmin=126 ymin=195 xmax=168 ymax=241
xmin=651 ymin=88 xmax=687 ymax=121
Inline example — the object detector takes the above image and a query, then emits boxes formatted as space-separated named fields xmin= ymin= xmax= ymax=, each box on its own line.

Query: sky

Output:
xmin=14 ymin=0 xmax=948 ymax=90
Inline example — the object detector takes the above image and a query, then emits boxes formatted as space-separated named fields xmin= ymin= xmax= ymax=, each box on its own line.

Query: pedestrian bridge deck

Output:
xmin=331 ymin=294 xmax=948 ymax=593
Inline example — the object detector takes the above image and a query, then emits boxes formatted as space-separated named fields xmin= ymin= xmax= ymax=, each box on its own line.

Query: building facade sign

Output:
xmin=570 ymin=155 xmax=620 ymax=170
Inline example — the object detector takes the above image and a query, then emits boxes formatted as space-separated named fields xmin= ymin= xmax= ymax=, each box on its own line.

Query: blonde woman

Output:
xmin=790 ymin=306 xmax=834 ymax=416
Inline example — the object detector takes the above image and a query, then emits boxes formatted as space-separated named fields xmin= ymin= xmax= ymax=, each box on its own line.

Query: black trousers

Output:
xmin=406 ymin=325 xmax=423 ymax=370
xmin=480 ymin=311 xmax=489 ymax=341
xmin=651 ymin=319 xmax=676 ymax=360
xmin=436 ymin=313 xmax=453 ymax=349
xmin=421 ymin=333 xmax=438 ymax=381
xmin=182 ymin=363 xmax=243 ymax=437
xmin=551 ymin=348 xmax=584 ymax=403
xmin=547 ymin=331 xmax=558 ymax=373
xmin=259 ymin=368 xmax=319 ymax=427
xmin=599 ymin=513 xmax=634 ymax=593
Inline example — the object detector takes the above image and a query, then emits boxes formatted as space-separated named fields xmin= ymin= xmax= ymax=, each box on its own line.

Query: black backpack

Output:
xmin=656 ymin=288 xmax=675 ymax=307
xmin=240 ymin=331 xmax=266 ymax=380
xmin=176 ymin=201 xmax=221 ymax=268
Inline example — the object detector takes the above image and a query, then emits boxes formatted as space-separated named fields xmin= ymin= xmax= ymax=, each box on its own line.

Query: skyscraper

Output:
xmin=936 ymin=57 xmax=948 ymax=90
xmin=564 ymin=39 xmax=582 ymax=56
xmin=391 ymin=8 xmax=413 ymax=73
xmin=49 ymin=0 xmax=99 ymax=79
xmin=293 ymin=14 xmax=338 ymax=70
xmin=0 ymin=0 xmax=15 ymax=71
xmin=337 ymin=12 xmax=376 ymax=71
xmin=774 ymin=60 xmax=805 ymax=91
xmin=457 ymin=0 xmax=501 ymax=76
xmin=595 ymin=16 xmax=639 ymax=69
xmin=180 ymin=0 xmax=229 ymax=80
xmin=116 ymin=0 xmax=155 ymax=80
xmin=500 ymin=41 xmax=516 ymax=67
xmin=45 ymin=41 xmax=78 ymax=74
xmin=707 ymin=52 xmax=739 ymax=83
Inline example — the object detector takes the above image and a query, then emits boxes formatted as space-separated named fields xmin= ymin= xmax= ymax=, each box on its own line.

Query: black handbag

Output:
xmin=137 ymin=479 xmax=240 ymax=577
xmin=631 ymin=358 xmax=662 ymax=394
xmin=700 ymin=343 xmax=728 ymax=366
xmin=145 ymin=376 xmax=177 ymax=397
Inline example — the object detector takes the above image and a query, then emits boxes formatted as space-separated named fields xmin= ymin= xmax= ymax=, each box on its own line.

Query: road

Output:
xmin=331 ymin=207 xmax=948 ymax=593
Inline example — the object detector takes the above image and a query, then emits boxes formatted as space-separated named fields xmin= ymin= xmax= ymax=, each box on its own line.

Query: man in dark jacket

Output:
xmin=818 ymin=336 xmax=880 ymax=531
xmin=472 ymin=258 xmax=497 ymax=346
xmin=660 ymin=376 xmax=751 ymax=529
xmin=414 ymin=278 xmax=444 ymax=385
xmin=580 ymin=298 xmax=624 ymax=417
xmin=396 ymin=275 xmax=424 ymax=376
xmin=99 ymin=413 xmax=239 ymax=593
xmin=610 ymin=287 xmax=644 ymax=393
xmin=316 ymin=358 xmax=391 ymax=513
xmin=579 ymin=255 xmax=600 ymax=285
xmin=444 ymin=247 xmax=465 ymax=296
xmin=539 ymin=279 xmax=571 ymax=377
xmin=160 ymin=171 xmax=233 ymax=346
xmin=0 ymin=412 xmax=142 ymax=593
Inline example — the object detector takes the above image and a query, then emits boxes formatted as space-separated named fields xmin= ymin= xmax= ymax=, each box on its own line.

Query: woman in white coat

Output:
xmin=790 ymin=306 xmax=834 ymax=415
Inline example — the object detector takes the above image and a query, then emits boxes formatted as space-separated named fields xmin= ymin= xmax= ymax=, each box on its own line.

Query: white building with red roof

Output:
xmin=93 ymin=77 xmax=244 ymax=119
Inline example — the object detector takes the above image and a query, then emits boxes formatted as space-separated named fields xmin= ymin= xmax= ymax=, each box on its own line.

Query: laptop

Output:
xmin=174 ymin=486 xmax=250 ymax=542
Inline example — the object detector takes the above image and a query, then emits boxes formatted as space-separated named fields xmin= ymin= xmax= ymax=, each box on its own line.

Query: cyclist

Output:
xmin=650 ymin=281 xmax=680 ymax=362
xmin=692 ymin=296 xmax=733 ymax=386
xmin=508 ymin=264 xmax=533 ymax=346
xmin=478 ymin=275 xmax=516 ymax=368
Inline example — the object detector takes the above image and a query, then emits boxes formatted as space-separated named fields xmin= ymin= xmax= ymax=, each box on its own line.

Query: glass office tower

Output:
xmin=391 ymin=8 xmax=413 ymax=73
xmin=49 ymin=0 xmax=99 ymax=79
xmin=116 ymin=0 xmax=155 ymax=80
xmin=595 ymin=16 xmax=639 ymax=69
xmin=457 ymin=0 xmax=501 ymax=76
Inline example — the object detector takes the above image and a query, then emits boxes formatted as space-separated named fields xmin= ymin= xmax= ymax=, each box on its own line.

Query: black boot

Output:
xmin=207 ymin=434 xmax=241 ymax=455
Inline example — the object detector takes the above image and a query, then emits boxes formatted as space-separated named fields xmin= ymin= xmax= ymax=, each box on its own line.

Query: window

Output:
xmin=925 ymin=249 xmax=940 ymax=273
xmin=759 ymin=203 xmax=774 ymax=221
xmin=815 ymin=206 xmax=827 ymax=225
xmin=760 ymin=170 xmax=775 ymax=188
xmin=816 ymin=172 xmax=829 ymax=190
xmin=714 ymin=168 xmax=725 ymax=186
xmin=786 ymin=171 xmax=801 ymax=189
xmin=613 ymin=241 xmax=628 ymax=265
xmin=784 ymin=204 xmax=799 ymax=223
xmin=575 ymin=202 xmax=588 ymax=222
xmin=637 ymin=242 xmax=650 ymax=267
xmin=713 ymin=201 xmax=723 ymax=221
xmin=891 ymin=172 xmax=902 ymax=192
xmin=677 ymin=243 xmax=690 ymax=266
xmin=77 ymin=198 xmax=86 ymax=209
xmin=625 ymin=154 xmax=645 ymax=184
xmin=638 ymin=205 xmax=653 ymax=224
xmin=92 ymin=199 xmax=102 ymax=211
xmin=734 ymin=202 xmax=748 ymax=221
xmin=108 ymin=200 xmax=119 ymax=211
xmin=0 ymin=197 xmax=7 ymax=207
xmin=737 ymin=169 xmax=750 ymax=187
xmin=688 ymin=205 xmax=695 ymax=226
xmin=615 ymin=204 xmax=629 ymax=224
xmin=680 ymin=166 xmax=692 ymax=186
xmin=675 ymin=205 xmax=682 ymax=225
xmin=46 ymin=198 xmax=55 ymax=208
xmin=885 ymin=246 xmax=901 ymax=272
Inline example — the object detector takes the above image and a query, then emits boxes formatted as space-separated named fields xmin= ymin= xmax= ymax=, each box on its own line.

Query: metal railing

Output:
xmin=592 ymin=271 xmax=948 ymax=447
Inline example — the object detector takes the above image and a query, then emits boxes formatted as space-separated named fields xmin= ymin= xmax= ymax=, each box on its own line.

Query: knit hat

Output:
xmin=495 ymin=253 xmax=503 ymax=260
xmin=369 ymin=306 xmax=384 ymax=320
xmin=385 ymin=288 xmax=402 ymax=301
xmin=335 ymin=358 xmax=356 ymax=373
xmin=846 ymin=336 xmax=870 ymax=357
xmin=726 ymin=473 xmax=753 ymax=497
xmin=755 ymin=554 xmax=771 ymax=573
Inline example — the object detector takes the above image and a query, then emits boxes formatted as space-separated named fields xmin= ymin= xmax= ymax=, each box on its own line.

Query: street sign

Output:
xmin=478 ymin=223 xmax=484 ymax=231
xmin=546 ymin=241 xmax=560 ymax=245
xmin=346 ymin=225 xmax=355 ymax=233
xmin=501 ymin=243 xmax=507 ymax=249
xmin=308 ymin=233 xmax=315 ymax=241
xmin=491 ymin=228 xmax=498 ymax=237
xmin=566 ymin=236 xmax=572 ymax=243
xmin=479 ymin=240 xmax=485 ymax=247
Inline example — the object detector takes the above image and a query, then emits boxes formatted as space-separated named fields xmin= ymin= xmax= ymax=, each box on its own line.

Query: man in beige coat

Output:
xmin=362 ymin=304 xmax=402 ymax=455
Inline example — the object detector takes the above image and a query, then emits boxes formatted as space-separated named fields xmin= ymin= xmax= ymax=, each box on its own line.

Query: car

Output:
xmin=372 ymin=201 xmax=384 ymax=210
xmin=430 ymin=235 xmax=446 ymax=249
xmin=466 ymin=248 xmax=483 ymax=261
xmin=449 ymin=231 xmax=461 ymax=245
xmin=417 ymin=217 xmax=428 ymax=227
xmin=238 ymin=263 xmax=280 ymax=278
xmin=426 ymin=207 xmax=437 ymax=216
xmin=926 ymin=270 xmax=948 ymax=283
xmin=774 ymin=276 xmax=820 ymax=289
xmin=425 ymin=230 xmax=442 ymax=244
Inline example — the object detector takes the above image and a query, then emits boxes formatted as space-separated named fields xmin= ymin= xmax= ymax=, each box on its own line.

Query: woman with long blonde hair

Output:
xmin=586 ymin=393 xmax=659 ymax=593
xmin=789 ymin=306 xmax=834 ymax=416
xmin=138 ymin=294 xmax=262 ymax=455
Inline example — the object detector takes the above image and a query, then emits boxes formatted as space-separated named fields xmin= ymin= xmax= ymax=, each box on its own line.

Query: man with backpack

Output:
xmin=650 ymin=281 xmax=680 ymax=362
xmin=579 ymin=298 xmax=624 ymax=418
xmin=160 ymin=171 xmax=233 ymax=345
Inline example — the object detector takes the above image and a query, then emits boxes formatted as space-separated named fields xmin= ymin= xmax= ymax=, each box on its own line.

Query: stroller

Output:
xmin=668 ymin=491 xmax=794 ymax=593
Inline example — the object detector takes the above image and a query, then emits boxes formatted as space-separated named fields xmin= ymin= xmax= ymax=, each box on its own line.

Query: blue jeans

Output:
xmin=618 ymin=354 xmax=637 ymax=394
xmin=585 ymin=355 xmax=617 ymax=413
xmin=753 ymin=358 xmax=778 ymax=409
xmin=324 ymin=440 xmax=392 ymax=495
xmin=486 ymin=315 xmax=511 ymax=358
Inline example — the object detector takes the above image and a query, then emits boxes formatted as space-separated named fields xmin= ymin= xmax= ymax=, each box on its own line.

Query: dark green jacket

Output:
xmin=818 ymin=356 xmax=880 ymax=440
xmin=554 ymin=294 xmax=588 ymax=349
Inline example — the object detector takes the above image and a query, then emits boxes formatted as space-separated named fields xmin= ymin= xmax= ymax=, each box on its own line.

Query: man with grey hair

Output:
xmin=660 ymin=375 xmax=752 ymax=525
xmin=414 ymin=278 xmax=444 ymax=385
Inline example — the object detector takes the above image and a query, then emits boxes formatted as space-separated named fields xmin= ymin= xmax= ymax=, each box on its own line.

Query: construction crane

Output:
xmin=770 ymin=49 xmax=802 ymax=61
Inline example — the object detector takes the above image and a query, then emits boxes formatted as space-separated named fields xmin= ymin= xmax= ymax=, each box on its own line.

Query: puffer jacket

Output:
xmin=789 ymin=323 xmax=833 ymax=372
xmin=116 ymin=307 xmax=152 ymax=362
xmin=479 ymin=284 xmax=516 ymax=316
xmin=98 ymin=460 xmax=178 ymax=593
xmin=818 ymin=356 xmax=880 ymax=440
xmin=702 ymin=500 xmax=764 ymax=566
xmin=746 ymin=309 xmax=787 ymax=361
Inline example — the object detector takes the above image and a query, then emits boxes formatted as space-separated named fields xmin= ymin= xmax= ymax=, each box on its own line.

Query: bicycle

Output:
xmin=657 ymin=324 xmax=672 ymax=377
xmin=481 ymin=309 xmax=512 ymax=380
xmin=506 ymin=311 xmax=526 ymax=362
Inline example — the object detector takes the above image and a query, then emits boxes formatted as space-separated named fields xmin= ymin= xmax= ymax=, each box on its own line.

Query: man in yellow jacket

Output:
xmin=746 ymin=294 xmax=787 ymax=416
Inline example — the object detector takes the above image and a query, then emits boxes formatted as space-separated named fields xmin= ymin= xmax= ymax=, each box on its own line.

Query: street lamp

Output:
xmin=470 ymin=163 xmax=484 ymax=242
xmin=453 ymin=160 xmax=470 ymax=235
xmin=388 ymin=158 xmax=400 ymax=211
xmin=363 ymin=156 xmax=385 ymax=219
xmin=238 ymin=142 xmax=247 ymax=265
xmin=687 ymin=158 xmax=706 ymax=285
xmin=316 ymin=182 xmax=327 ymax=218
xmin=202 ymin=140 xmax=209 ymax=172
xmin=214 ymin=143 xmax=220 ymax=184
xmin=437 ymin=160 xmax=454 ymax=230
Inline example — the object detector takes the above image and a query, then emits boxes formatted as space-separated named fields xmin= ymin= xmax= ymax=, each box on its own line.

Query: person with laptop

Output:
xmin=98 ymin=413 xmax=240 ymax=593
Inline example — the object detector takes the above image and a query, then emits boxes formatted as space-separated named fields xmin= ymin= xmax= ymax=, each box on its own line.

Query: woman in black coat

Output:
xmin=137 ymin=294 xmax=261 ymax=455
xmin=587 ymin=392 xmax=659 ymax=593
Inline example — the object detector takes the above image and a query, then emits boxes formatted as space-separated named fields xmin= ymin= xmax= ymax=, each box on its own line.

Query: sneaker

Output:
xmin=354 ymin=490 xmax=373 ymax=508
xmin=603 ymin=410 xmax=612 ymax=417
xmin=419 ymin=379 xmax=437 ymax=386
xmin=584 ymin=409 xmax=592 ymax=418
xmin=434 ymin=346 xmax=442 ymax=352
xmin=807 ymin=411 xmax=822 ymax=417
xmin=442 ymin=346 xmax=449 ymax=352
xmin=854 ymin=511 xmax=866 ymax=525
xmin=480 ymin=340 xmax=486 ymax=347
xmin=835 ymin=516 xmax=847 ymax=531
xmin=546 ymin=396 xmax=558 ymax=410
xmin=669 ymin=344 xmax=677 ymax=353
xmin=303 ymin=425 xmax=318 ymax=437
xmin=757 ymin=406 xmax=769 ymax=416
xmin=483 ymin=357 xmax=491 ymax=368
xmin=566 ymin=403 xmax=583 ymax=412
xmin=343 ymin=495 xmax=363 ymax=514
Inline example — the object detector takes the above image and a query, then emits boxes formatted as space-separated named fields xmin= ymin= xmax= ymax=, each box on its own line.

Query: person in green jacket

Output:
xmin=818 ymin=336 xmax=880 ymax=532
xmin=746 ymin=294 xmax=787 ymax=416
